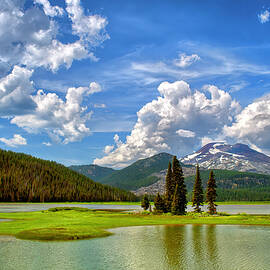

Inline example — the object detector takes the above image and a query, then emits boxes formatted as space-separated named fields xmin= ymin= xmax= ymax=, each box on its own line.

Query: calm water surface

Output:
xmin=0 ymin=203 xmax=269 ymax=214
xmin=0 ymin=224 xmax=270 ymax=270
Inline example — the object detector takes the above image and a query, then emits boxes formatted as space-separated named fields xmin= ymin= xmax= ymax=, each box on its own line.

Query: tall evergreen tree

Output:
xmin=206 ymin=170 xmax=217 ymax=215
xmin=154 ymin=192 xmax=165 ymax=213
xmin=192 ymin=164 xmax=204 ymax=212
xmin=171 ymin=184 xmax=181 ymax=215
xmin=171 ymin=156 xmax=187 ymax=215
xmin=164 ymin=161 xmax=173 ymax=212
xmin=141 ymin=194 xmax=150 ymax=210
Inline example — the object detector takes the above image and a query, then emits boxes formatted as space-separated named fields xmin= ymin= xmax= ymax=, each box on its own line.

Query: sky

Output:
xmin=1 ymin=0 xmax=270 ymax=168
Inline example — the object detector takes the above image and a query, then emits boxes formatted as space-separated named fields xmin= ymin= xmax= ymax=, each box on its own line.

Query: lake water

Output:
xmin=0 ymin=224 xmax=270 ymax=270
xmin=0 ymin=203 xmax=270 ymax=214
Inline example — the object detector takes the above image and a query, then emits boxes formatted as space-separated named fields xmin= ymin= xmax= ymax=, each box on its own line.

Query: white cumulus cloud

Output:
xmin=0 ymin=0 xmax=108 ymax=73
xmin=104 ymin=145 xmax=114 ymax=154
xmin=174 ymin=53 xmax=200 ymax=68
xmin=94 ymin=80 xmax=240 ymax=168
xmin=0 ymin=65 xmax=35 ymax=116
xmin=0 ymin=134 xmax=27 ymax=147
xmin=34 ymin=0 xmax=64 ymax=17
xmin=224 ymin=94 xmax=270 ymax=151
xmin=22 ymin=40 xmax=91 ymax=72
xmin=89 ymin=82 xmax=102 ymax=94
xmin=258 ymin=10 xmax=270 ymax=24
xmin=65 ymin=0 xmax=109 ymax=46
xmin=10 ymin=81 xmax=102 ymax=144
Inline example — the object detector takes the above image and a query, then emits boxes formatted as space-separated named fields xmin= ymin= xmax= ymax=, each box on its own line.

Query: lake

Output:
xmin=0 ymin=203 xmax=270 ymax=214
xmin=0 ymin=224 xmax=270 ymax=270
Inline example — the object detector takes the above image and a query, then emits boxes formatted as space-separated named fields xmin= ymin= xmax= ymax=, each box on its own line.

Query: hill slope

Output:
xmin=0 ymin=149 xmax=136 ymax=202
xmin=69 ymin=164 xmax=115 ymax=182
xmin=99 ymin=153 xmax=193 ymax=190
xmin=134 ymin=169 xmax=270 ymax=201
xmin=181 ymin=142 xmax=270 ymax=174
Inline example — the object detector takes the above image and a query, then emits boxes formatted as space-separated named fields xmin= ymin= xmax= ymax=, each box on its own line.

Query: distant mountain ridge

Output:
xmin=99 ymin=153 xmax=178 ymax=190
xmin=69 ymin=164 xmax=115 ymax=182
xmin=70 ymin=153 xmax=194 ymax=191
xmin=181 ymin=142 xmax=270 ymax=174
xmin=69 ymin=143 xmax=270 ymax=201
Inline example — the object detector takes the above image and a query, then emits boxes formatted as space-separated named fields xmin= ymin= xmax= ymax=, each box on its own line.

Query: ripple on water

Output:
xmin=1 ymin=224 xmax=270 ymax=270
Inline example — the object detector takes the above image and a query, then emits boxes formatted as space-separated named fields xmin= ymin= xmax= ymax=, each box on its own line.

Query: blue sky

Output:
xmin=1 ymin=0 xmax=270 ymax=168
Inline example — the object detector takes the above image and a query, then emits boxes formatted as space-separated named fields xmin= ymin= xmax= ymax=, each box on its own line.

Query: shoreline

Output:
xmin=0 ymin=201 xmax=270 ymax=205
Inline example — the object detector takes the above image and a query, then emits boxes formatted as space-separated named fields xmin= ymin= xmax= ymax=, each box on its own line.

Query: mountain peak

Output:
xmin=182 ymin=142 xmax=270 ymax=174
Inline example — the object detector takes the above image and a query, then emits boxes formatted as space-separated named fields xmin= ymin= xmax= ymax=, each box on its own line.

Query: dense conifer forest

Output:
xmin=185 ymin=169 xmax=270 ymax=201
xmin=0 ymin=149 xmax=136 ymax=202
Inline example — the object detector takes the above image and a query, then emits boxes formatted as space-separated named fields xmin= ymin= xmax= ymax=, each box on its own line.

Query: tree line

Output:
xmin=141 ymin=156 xmax=217 ymax=215
xmin=0 ymin=149 xmax=136 ymax=202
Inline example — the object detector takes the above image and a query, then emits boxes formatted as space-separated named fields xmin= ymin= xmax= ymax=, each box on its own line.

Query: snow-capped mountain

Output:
xmin=181 ymin=142 xmax=270 ymax=174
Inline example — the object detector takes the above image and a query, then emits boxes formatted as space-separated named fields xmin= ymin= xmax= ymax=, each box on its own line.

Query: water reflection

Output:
xmin=1 ymin=225 xmax=270 ymax=270
xmin=162 ymin=225 xmax=187 ymax=269
xmin=205 ymin=225 xmax=219 ymax=266
xmin=161 ymin=225 xmax=220 ymax=270
xmin=191 ymin=225 xmax=204 ymax=268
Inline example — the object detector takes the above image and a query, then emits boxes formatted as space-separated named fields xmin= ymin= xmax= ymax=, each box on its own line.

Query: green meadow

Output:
xmin=0 ymin=207 xmax=270 ymax=241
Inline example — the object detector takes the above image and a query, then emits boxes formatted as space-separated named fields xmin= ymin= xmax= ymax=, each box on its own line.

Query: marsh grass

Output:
xmin=0 ymin=207 xmax=270 ymax=241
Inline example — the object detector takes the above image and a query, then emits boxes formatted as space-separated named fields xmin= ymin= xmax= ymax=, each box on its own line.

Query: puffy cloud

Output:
xmin=94 ymin=80 xmax=240 ymax=168
xmin=0 ymin=65 xmax=35 ymax=116
xmin=22 ymin=40 xmax=91 ymax=72
xmin=65 ymin=0 xmax=109 ymax=46
xmin=104 ymin=145 xmax=114 ymax=154
xmin=89 ymin=82 xmax=102 ymax=94
xmin=34 ymin=0 xmax=64 ymax=17
xmin=174 ymin=53 xmax=200 ymax=68
xmin=224 ymin=94 xmax=270 ymax=151
xmin=0 ymin=62 xmax=102 ymax=143
xmin=11 ymin=85 xmax=94 ymax=144
xmin=9 ymin=80 xmax=103 ymax=144
xmin=0 ymin=134 xmax=27 ymax=147
xmin=258 ymin=10 xmax=270 ymax=24
xmin=0 ymin=0 xmax=107 ymax=73
xmin=0 ymin=3 xmax=53 ymax=71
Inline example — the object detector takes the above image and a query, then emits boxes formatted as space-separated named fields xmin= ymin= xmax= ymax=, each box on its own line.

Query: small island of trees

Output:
xmin=141 ymin=156 xmax=217 ymax=215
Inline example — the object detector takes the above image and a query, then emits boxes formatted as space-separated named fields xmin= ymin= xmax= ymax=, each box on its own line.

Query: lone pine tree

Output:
xmin=171 ymin=156 xmax=187 ymax=215
xmin=164 ymin=161 xmax=173 ymax=212
xmin=154 ymin=192 xmax=165 ymax=213
xmin=141 ymin=194 xmax=150 ymax=210
xmin=192 ymin=164 xmax=204 ymax=212
xmin=206 ymin=170 xmax=217 ymax=215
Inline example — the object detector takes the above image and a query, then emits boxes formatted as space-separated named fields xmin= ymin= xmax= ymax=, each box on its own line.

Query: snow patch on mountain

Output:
xmin=181 ymin=142 xmax=270 ymax=175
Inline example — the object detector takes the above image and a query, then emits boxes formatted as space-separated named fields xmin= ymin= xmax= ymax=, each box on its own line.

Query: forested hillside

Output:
xmin=98 ymin=153 xmax=175 ymax=190
xmin=69 ymin=164 xmax=115 ymax=182
xmin=185 ymin=169 xmax=270 ymax=201
xmin=0 ymin=149 xmax=136 ymax=202
xmin=99 ymin=152 xmax=193 ymax=190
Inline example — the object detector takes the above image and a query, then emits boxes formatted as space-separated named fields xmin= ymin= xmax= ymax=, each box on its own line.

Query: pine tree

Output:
xmin=141 ymin=194 xmax=150 ymax=210
xmin=192 ymin=164 xmax=204 ymax=212
xmin=171 ymin=184 xmax=181 ymax=215
xmin=171 ymin=156 xmax=187 ymax=215
xmin=154 ymin=192 xmax=165 ymax=213
xmin=164 ymin=162 xmax=173 ymax=212
xmin=206 ymin=170 xmax=217 ymax=215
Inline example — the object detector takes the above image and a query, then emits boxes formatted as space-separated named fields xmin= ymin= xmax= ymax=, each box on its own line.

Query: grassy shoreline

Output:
xmin=0 ymin=207 xmax=270 ymax=241
xmin=0 ymin=201 xmax=270 ymax=205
